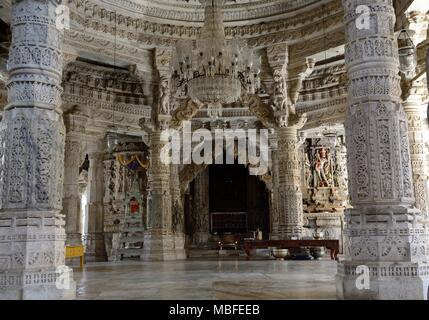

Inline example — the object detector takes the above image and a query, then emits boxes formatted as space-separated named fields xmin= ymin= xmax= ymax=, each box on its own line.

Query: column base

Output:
xmin=192 ymin=232 xmax=210 ymax=247
xmin=141 ymin=230 xmax=185 ymax=261
xmin=0 ymin=267 xmax=76 ymax=300
xmin=336 ymin=261 xmax=429 ymax=300
xmin=104 ymin=232 xmax=121 ymax=262
xmin=174 ymin=233 xmax=187 ymax=260
xmin=273 ymin=226 xmax=304 ymax=240
xmin=84 ymin=233 xmax=107 ymax=262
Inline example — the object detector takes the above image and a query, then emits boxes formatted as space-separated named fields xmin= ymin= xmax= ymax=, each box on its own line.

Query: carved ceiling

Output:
xmin=0 ymin=0 xmax=426 ymax=135
xmin=97 ymin=0 xmax=320 ymax=24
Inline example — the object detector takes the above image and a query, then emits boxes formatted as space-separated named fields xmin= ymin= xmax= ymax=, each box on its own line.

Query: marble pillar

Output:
xmin=337 ymin=0 xmax=429 ymax=299
xmin=267 ymin=43 xmax=307 ymax=239
xmin=269 ymin=141 xmax=281 ymax=239
xmin=403 ymin=83 xmax=429 ymax=221
xmin=63 ymin=114 xmax=87 ymax=245
xmin=142 ymin=126 xmax=177 ymax=261
xmin=333 ymin=136 xmax=349 ymax=206
xmin=0 ymin=0 xmax=75 ymax=299
xmin=85 ymin=141 xmax=107 ymax=262
xmin=192 ymin=169 xmax=210 ymax=246
xmin=170 ymin=164 xmax=186 ymax=259
xmin=276 ymin=120 xmax=306 ymax=239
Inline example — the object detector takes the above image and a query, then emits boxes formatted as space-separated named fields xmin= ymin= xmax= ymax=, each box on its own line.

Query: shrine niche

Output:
xmin=298 ymin=129 xmax=349 ymax=249
xmin=301 ymin=133 xmax=349 ymax=213
xmin=103 ymin=139 xmax=149 ymax=261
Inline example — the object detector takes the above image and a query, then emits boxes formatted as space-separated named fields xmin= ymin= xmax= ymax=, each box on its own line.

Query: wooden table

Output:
xmin=243 ymin=240 xmax=340 ymax=261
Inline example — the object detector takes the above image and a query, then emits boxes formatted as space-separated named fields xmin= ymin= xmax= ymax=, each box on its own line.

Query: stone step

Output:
xmin=123 ymin=221 xmax=143 ymax=226
xmin=124 ymin=217 xmax=142 ymax=221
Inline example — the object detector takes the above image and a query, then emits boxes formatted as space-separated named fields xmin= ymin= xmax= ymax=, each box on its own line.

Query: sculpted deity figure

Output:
xmin=129 ymin=197 xmax=140 ymax=216
xmin=304 ymin=153 xmax=313 ymax=188
xmin=273 ymin=69 xmax=286 ymax=97
xmin=314 ymin=148 xmax=332 ymax=187
xmin=208 ymin=60 xmax=215 ymax=77
xmin=159 ymin=81 xmax=170 ymax=114
xmin=272 ymin=69 xmax=299 ymax=120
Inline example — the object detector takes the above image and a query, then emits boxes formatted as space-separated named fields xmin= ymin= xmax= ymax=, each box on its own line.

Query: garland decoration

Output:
xmin=117 ymin=154 xmax=149 ymax=170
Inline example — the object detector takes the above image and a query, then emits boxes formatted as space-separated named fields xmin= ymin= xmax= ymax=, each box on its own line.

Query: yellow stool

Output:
xmin=65 ymin=245 xmax=85 ymax=270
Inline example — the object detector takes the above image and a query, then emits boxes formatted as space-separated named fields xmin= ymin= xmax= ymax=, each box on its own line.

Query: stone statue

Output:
xmin=304 ymin=153 xmax=312 ymax=188
xmin=159 ymin=81 xmax=170 ymax=114
xmin=314 ymin=148 xmax=331 ymax=187
xmin=334 ymin=139 xmax=348 ymax=191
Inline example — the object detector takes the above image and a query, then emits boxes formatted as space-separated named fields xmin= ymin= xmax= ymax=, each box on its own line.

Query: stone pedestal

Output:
xmin=0 ymin=0 xmax=75 ymax=299
xmin=337 ymin=0 xmax=429 ymax=300
xmin=85 ymin=231 xmax=106 ymax=262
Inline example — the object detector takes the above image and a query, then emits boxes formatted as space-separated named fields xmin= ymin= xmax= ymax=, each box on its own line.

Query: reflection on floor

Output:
xmin=74 ymin=258 xmax=338 ymax=300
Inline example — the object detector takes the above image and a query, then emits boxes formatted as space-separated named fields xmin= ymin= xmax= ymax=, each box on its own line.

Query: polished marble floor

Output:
xmin=74 ymin=258 xmax=338 ymax=300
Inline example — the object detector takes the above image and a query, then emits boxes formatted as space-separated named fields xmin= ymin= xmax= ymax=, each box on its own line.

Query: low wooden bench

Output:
xmin=65 ymin=245 xmax=85 ymax=270
xmin=243 ymin=240 xmax=340 ymax=261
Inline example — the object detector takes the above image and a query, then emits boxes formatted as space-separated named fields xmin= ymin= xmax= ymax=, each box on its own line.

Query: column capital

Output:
xmin=63 ymin=52 xmax=78 ymax=70
xmin=64 ymin=108 xmax=90 ymax=135
xmin=266 ymin=43 xmax=288 ymax=72
xmin=155 ymin=48 xmax=173 ymax=81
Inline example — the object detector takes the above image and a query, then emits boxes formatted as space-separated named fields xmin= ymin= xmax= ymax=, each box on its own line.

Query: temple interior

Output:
xmin=0 ymin=0 xmax=429 ymax=300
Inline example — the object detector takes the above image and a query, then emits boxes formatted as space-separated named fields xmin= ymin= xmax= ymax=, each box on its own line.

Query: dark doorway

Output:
xmin=209 ymin=164 xmax=247 ymax=212
xmin=209 ymin=164 xmax=270 ymax=238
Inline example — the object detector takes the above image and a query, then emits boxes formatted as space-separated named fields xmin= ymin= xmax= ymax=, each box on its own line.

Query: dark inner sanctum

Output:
xmin=210 ymin=164 xmax=269 ymax=238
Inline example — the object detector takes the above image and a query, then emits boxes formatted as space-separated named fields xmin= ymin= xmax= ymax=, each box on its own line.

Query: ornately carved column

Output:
xmin=267 ymin=43 xmax=308 ymax=239
xmin=85 ymin=139 xmax=107 ymax=262
xmin=337 ymin=0 xmax=429 ymax=299
xmin=403 ymin=82 xmax=429 ymax=221
xmin=0 ymin=0 xmax=75 ymax=299
xmin=170 ymin=163 xmax=186 ymax=259
xmin=141 ymin=48 xmax=184 ymax=261
xmin=276 ymin=117 xmax=306 ymax=239
xmin=192 ymin=169 xmax=210 ymax=246
xmin=63 ymin=112 xmax=88 ymax=245
xmin=269 ymin=136 xmax=280 ymax=239
xmin=143 ymin=124 xmax=177 ymax=261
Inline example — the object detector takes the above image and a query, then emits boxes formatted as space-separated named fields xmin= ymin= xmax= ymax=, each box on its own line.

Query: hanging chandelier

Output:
xmin=172 ymin=0 xmax=261 ymax=119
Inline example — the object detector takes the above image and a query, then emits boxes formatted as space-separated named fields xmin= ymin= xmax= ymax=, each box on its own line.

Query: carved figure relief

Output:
xmin=314 ymin=147 xmax=332 ymax=188
xmin=301 ymin=135 xmax=349 ymax=213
